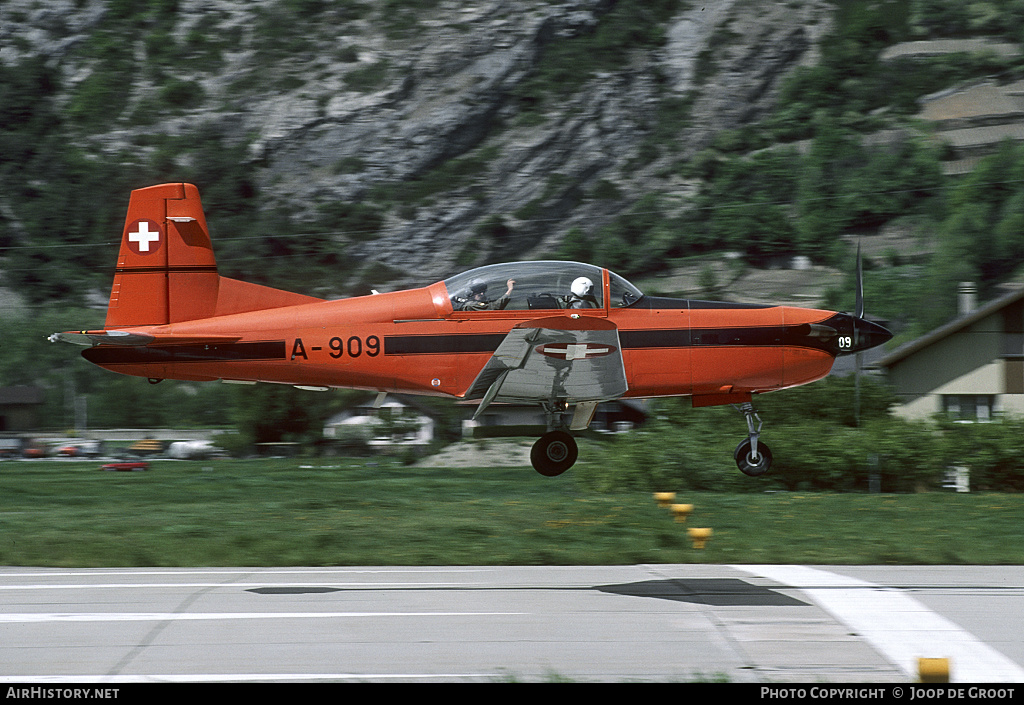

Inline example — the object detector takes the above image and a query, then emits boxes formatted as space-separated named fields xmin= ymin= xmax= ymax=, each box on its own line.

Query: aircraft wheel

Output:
xmin=734 ymin=439 xmax=772 ymax=477
xmin=531 ymin=431 xmax=578 ymax=477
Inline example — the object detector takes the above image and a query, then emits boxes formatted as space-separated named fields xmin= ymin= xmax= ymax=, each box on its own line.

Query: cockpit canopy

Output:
xmin=444 ymin=261 xmax=643 ymax=312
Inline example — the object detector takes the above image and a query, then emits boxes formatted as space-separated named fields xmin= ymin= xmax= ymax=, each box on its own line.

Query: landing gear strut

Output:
xmin=734 ymin=402 xmax=772 ymax=476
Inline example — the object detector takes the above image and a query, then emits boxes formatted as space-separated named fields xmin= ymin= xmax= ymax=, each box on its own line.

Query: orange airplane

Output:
xmin=50 ymin=183 xmax=892 ymax=476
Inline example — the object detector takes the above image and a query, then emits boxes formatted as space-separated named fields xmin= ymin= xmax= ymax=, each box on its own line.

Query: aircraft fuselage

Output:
xmin=81 ymin=281 xmax=885 ymax=408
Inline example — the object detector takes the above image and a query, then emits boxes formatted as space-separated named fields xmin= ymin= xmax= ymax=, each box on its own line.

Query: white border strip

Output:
xmin=733 ymin=565 xmax=1024 ymax=683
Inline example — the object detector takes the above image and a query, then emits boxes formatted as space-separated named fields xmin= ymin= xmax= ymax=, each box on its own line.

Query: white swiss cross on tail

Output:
xmin=126 ymin=219 xmax=163 ymax=255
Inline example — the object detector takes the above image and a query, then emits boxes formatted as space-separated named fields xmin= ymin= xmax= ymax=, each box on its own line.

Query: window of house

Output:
xmin=943 ymin=395 xmax=995 ymax=422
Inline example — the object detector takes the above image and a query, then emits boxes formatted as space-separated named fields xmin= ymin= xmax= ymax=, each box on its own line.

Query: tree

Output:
xmin=228 ymin=384 xmax=360 ymax=451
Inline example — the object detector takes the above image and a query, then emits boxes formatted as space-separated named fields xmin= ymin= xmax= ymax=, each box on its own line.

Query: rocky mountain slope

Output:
xmin=1 ymin=0 xmax=833 ymax=296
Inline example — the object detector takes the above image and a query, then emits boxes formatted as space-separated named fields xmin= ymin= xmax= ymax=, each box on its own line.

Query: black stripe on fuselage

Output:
xmin=384 ymin=334 xmax=507 ymax=355
xmin=618 ymin=329 xmax=691 ymax=348
xmin=385 ymin=325 xmax=832 ymax=355
xmin=622 ymin=327 xmax=787 ymax=349
xmin=82 ymin=341 xmax=286 ymax=365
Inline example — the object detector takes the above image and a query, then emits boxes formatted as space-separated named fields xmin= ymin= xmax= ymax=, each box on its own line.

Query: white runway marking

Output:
xmin=2 ymin=569 xmax=489 ymax=577
xmin=0 ymin=582 xmax=478 ymax=591
xmin=734 ymin=565 xmax=1024 ymax=683
xmin=0 ymin=611 xmax=523 ymax=623
xmin=0 ymin=568 xmax=493 ymax=592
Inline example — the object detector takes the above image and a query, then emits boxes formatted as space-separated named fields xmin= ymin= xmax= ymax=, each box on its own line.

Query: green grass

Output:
xmin=1 ymin=459 xmax=1022 ymax=567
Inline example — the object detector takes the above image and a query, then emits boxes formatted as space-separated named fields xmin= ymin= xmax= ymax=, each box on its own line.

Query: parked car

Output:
xmin=101 ymin=461 xmax=150 ymax=472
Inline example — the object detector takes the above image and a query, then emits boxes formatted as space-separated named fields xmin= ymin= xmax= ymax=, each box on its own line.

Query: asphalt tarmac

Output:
xmin=0 ymin=564 xmax=1022 ymax=683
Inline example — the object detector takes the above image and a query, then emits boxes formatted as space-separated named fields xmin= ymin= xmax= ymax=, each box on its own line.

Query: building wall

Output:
xmin=888 ymin=313 xmax=1004 ymax=420
xmin=1000 ymin=391 xmax=1024 ymax=416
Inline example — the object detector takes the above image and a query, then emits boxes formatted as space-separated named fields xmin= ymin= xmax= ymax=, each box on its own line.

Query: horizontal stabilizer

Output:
xmin=49 ymin=330 xmax=242 ymax=347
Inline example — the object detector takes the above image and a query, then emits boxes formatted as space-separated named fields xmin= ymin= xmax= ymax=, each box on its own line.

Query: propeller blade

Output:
xmin=854 ymin=242 xmax=864 ymax=427
xmin=855 ymin=242 xmax=864 ymax=320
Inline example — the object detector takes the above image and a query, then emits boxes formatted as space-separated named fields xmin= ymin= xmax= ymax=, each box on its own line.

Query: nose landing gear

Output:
xmin=734 ymin=402 xmax=772 ymax=476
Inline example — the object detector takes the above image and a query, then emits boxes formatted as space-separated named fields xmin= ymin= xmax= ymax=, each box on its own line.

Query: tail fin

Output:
xmin=105 ymin=183 xmax=321 ymax=328
xmin=106 ymin=183 xmax=219 ymax=327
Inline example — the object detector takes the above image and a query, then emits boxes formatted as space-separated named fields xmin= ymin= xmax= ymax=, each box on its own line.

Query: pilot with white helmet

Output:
xmin=562 ymin=276 xmax=598 ymax=309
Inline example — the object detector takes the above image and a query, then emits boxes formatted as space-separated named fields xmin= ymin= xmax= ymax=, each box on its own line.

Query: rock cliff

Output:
xmin=1 ymin=0 xmax=833 ymax=294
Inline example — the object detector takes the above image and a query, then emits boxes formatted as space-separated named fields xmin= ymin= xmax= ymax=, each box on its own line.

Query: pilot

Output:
xmin=455 ymin=278 xmax=516 ymax=311
xmin=561 ymin=276 xmax=598 ymax=309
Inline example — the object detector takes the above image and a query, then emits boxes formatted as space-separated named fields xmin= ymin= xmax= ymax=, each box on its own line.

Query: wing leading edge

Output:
xmin=466 ymin=316 xmax=628 ymax=420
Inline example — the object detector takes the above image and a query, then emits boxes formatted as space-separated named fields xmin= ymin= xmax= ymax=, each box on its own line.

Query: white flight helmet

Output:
xmin=571 ymin=276 xmax=593 ymax=297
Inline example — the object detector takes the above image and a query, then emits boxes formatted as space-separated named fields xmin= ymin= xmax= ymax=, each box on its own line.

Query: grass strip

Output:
xmin=1 ymin=459 xmax=1021 ymax=567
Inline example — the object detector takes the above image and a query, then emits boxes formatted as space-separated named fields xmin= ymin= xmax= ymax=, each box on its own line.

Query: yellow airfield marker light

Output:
xmin=918 ymin=657 xmax=950 ymax=683
xmin=688 ymin=527 xmax=712 ymax=549
xmin=670 ymin=503 xmax=693 ymax=522
xmin=654 ymin=492 xmax=676 ymax=508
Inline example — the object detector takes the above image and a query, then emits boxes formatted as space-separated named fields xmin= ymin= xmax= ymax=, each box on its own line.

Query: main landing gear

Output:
xmin=530 ymin=402 xmax=580 ymax=477
xmin=531 ymin=430 xmax=578 ymax=477
xmin=734 ymin=402 xmax=772 ymax=476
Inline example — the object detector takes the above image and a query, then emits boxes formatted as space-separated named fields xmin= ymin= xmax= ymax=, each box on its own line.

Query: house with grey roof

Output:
xmin=876 ymin=283 xmax=1024 ymax=420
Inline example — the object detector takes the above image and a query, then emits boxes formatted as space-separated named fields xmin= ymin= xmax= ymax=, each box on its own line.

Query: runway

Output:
xmin=1 ymin=565 xmax=1022 ymax=683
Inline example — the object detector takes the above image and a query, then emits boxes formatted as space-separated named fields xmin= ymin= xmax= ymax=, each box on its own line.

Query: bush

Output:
xmin=768 ymin=417 xmax=943 ymax=492
xmin=575 ymin=416 xmax=750 ymax=493
xmin=572 ymin=376 xmax=1024 ymax=493
xmin=939 ymin=416 xmax=1024 ymax=491
xmin=577 ymin=412 xmax=949 ymax=494
xmin=212 ymin=432 xmax=254 ymax=458
xmin=158 ymin=78 xmax=206 ymax=110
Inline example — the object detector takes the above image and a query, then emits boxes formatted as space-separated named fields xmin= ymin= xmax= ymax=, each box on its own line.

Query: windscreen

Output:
xmin=444 ymin=261 xmax=606 ymax=312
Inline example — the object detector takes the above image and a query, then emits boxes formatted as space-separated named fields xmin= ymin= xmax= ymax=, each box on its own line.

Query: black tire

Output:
xmin=531 ymin=431 xmax=578 ymax=477
xmin=734 ymin=438 xmax=772 ymax=477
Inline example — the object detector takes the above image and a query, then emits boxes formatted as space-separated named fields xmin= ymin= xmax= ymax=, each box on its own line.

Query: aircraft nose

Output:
xmin=852 ymin=316 xmax=893 ymax=353
xmin=791 ymin=314 xmax=893 ymax=356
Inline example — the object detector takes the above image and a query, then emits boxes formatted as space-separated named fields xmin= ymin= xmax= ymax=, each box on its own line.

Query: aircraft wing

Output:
xmin=48 ymin=330 xmax=242 ymax=346
xmin=465 ymin=316 xmax=628 ymax=415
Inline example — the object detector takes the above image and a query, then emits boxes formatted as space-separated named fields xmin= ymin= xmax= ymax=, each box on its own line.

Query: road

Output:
xmin=1 ymin=564 xmax=1022 ymax=683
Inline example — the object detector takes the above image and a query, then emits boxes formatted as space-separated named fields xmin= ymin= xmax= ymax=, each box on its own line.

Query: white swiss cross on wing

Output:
xmin=126 ymin=219 xmax=163 ymax=255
